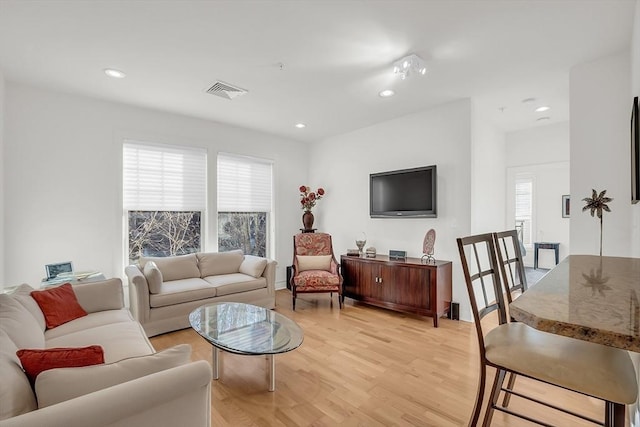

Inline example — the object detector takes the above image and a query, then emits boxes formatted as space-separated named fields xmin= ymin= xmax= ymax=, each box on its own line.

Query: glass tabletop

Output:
xmin=189 ymin=302 xmax=303 ymax=355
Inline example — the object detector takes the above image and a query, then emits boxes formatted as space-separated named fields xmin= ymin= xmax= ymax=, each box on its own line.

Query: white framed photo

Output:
xmin=45 ymin=262 xmax=73 ymax=280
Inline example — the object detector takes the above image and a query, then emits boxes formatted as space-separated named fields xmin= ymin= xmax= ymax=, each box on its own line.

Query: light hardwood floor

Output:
xmin=151 ymin=290 xmax=607 ymax=427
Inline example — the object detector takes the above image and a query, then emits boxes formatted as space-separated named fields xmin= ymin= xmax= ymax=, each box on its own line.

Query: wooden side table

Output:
xmin=533 ymin=242 xmax=560 ymax=269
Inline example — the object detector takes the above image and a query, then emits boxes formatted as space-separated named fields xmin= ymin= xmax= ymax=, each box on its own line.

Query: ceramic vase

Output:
xmin=302 ymin=211 xmax=314 ymax=231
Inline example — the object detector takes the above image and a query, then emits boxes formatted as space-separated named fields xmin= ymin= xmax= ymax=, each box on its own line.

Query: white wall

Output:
xmin=506 ymin=122 xmax=570 ymax=167
xmin=471 ymin=106 xmax=506 ymax=234
xmin=631 ymin=0 xmax=640 ymax=258
xmin=570 ymin=52 xmax=632 ymax=256
xmin=506 ymin=122 xmax=570 ymax=267
xmin=0 ymin=70 xmax=4 ymax=284
xmin=309 ymin=99 xmax=473 ymax=321
xmin=3 ymin=82 xmax=309 ymax=288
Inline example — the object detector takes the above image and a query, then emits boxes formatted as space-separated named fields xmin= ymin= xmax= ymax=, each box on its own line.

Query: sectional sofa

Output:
xmin=0 ymin=278 xmax=212 ymax=427
xmin=125 ymin=250 xmax=276 ymax=337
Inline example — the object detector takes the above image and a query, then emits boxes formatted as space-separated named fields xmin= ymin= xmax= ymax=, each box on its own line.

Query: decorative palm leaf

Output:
xmin=581 ymin=189 xmax=612 ymax=218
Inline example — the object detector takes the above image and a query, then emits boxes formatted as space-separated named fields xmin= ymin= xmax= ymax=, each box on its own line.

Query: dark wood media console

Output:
xmin=341 ymin=255 xmax=452 ymax=327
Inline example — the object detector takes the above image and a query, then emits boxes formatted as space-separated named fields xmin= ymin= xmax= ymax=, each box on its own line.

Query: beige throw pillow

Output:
xmin=239 ymin=255 xmax=268 ymax=278
xmin=297 ymin=255 xmax=332 ymax=272
xmin=0 ymin=294 xmax=45 ymax=349
xmin=13 ymin=283 xmax=46 ymax=331
xmin=198 ymin=250 xmax=244 ymax=277
xmin=140 ymin=254 xmax=200 ymax=282
xmin=35 ymin=344 xmax=192 ymax=408
xmin=143 ymin=262 xmax=164 ymax=294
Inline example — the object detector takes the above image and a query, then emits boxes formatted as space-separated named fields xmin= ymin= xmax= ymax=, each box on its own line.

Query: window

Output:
xmin=515 ymin=176 xmax=533 ymax=246
xmin=217 ymin=153 xmax=273 ymax=257
xmin=123 ymin=141 xmax=207 ymax=262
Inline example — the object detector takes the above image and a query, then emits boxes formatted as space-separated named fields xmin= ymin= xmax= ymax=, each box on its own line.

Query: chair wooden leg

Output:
xmin=482 ymin=369 xmax=507 ymax=427
xmin=468 ymin=363 xmax=487 ymax=427
xmin=339 ymin=293 xmax=343 ymax=309
xmin=501 ymin=372 xmax=517 ymax=407
xmin=292 ymin=288 xmax=296 ymax=311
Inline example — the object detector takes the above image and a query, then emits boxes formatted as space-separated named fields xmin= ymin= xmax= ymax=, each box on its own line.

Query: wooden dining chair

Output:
xmin=457 ymin=233 xmax=637 ymax=427
xmin=493 ymin=229 xmax=528 ymax=407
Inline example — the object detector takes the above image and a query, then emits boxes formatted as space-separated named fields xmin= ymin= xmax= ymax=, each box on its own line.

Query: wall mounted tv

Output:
xmin=370 ymin=165 xmax=437 ymax=218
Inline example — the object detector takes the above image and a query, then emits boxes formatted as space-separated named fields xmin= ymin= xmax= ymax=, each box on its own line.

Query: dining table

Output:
xmin=509 ymin=254 xmax=640 ymax=426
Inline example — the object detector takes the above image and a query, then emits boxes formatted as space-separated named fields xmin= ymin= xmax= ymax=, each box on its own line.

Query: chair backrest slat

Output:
xmin=493 ymin=230 xmax=528 ymax=305
xmin=457 ymin=233 xmax=508 ymax=359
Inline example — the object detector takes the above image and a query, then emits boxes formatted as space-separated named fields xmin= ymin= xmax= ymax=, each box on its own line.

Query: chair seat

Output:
xmin=486 ymin=322 xmax=638 ymax=405
xmin=293 ymin=270 xmax=340 ymax=291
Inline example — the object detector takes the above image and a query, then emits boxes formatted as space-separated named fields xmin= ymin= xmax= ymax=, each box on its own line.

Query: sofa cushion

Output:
xmin=0 ymin=329 xmax=37 ymax=420
xmin=140 ymin=254 xmax=200 ymax=281
xmin=17 ymin=345 xmax=104 ymax=383
xmin=30 ymin=283 xmax=88 ymax=329
xmin=204 ymin=273 xmax=267 ymax=296
xmin=72 ymin=279 xmax=124 ymax=313
xmin=197 ymin=250 xmax=244 ymax=277
xmin=44 ymin=309 xmax=135 ymax=341
xmin=297 ymin=255 xmax=332 ymax=272
xmin=239 ymin=255 xmax=268 ymax=278
xmin=149 ymin=278 xmax=216 ymax=308
xmin=35 ymin=344 xmax=192 ymax=408
xmin=46 ymin=321 xmax=154 ymax=363
xmin=144 ymin=261 xmax=164 ymax=294
xmin=12 ymin=283 xmax=46 ymax=331
xmin=0 ymin=293 xmax=45 ymax=349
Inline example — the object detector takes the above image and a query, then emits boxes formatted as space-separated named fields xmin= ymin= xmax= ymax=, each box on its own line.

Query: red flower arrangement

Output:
xmin=299 ymin=185 xmax=325 ymax=211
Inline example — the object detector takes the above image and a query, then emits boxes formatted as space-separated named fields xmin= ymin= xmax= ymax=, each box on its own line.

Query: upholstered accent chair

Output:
xmin=290 ymin=233 xmax=343 ymax=310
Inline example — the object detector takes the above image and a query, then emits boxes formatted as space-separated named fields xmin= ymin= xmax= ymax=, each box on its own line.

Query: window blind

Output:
xmin=123 ymin=141 xmax=207 ymax=211
xmin=217 ymin=153 xmax=272 ymax=212
xmin=515 ymin=177 xmax=533 ymax=245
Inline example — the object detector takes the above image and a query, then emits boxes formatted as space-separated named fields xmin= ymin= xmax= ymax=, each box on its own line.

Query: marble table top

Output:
xmin=510 ymin=255 xmax=640 ymax=352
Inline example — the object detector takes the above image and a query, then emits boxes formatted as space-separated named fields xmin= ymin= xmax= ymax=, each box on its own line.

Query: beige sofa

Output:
xmin=125 ymin=250 xmax=276 ymax=337
xmin=0 ymin=278 xmax=212 ymax=427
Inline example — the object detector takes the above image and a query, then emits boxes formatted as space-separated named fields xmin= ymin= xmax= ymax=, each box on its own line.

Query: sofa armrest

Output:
xmin=0 ymin=361 xmax=212 ymax=427
xmin=124 ymin=265 xmax=150 ymax=324
xmin=72 ymin=278 xmax=124 ymax=313
xmin=262 ymin=259 xmax=277 ymax=296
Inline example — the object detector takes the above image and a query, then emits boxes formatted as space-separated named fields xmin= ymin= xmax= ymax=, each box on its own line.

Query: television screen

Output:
xmin=370 ymin=165 xmax=437 ymax=218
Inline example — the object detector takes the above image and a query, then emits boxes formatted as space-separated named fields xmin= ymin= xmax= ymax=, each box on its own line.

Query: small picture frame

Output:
xmin=562 ymin=195 xmax=570 ymax=218
xmin=45 ymin=262 xmax=73 ymax=280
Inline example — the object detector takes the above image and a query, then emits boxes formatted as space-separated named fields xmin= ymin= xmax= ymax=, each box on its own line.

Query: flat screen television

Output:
xmin=370 ymin=165 xmax=437 ymax=218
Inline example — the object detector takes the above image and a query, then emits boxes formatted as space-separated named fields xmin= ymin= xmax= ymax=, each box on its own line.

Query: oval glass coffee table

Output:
xmin=189 ymin=302 xmax=303 ymax=391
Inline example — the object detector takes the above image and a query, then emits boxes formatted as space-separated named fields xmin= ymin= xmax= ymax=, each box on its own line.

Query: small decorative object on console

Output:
xmin=421 ymin=228 xmax=436 ymax=264
xmin=355 ymin=232 xmax=367 ymax=256
xmin=346 ymin=249 xmax=360 ymax=256
xmin=389 ymin=250 xmax=406 ymax=260
xmin=365 ymin=247 xmax=376 ymax=258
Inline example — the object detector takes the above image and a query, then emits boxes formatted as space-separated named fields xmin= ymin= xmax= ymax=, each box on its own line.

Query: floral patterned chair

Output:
xmin=290 ymin=233 xmax=343 ymax=310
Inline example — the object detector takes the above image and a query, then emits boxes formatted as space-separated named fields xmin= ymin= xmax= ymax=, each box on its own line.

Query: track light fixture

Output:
xmin=392 ymin=54 xmax=427 ymax=80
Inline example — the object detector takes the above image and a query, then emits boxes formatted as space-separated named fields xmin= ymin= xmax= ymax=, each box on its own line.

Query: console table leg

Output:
xmin=212 ymin=347 xmax=220 ymax=380
xmin=268 ymin=354 xmax=275 ymax=392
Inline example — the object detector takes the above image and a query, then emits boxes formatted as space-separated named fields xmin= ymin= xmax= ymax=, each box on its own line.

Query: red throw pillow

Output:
xmin=30 ymin=283 xmax=88 ymax=329
xmin=17 ymin=345 xmax=104 ymax=383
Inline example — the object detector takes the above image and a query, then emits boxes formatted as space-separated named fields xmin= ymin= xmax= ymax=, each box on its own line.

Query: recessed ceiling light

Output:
xmin=536 ymin=116 xmax=551 ymax=121
xmin=104 ymin=68 xmax=126 ymax=78
xmin=295 ymin=123 xmax=306 ymax=129
xmin=522 ymin=97 xmax=536 ymax=103
xmin=379 ymin=89 xmax=395 ymax=98
xmin=535 ymin=106 xmax=550 ymax=112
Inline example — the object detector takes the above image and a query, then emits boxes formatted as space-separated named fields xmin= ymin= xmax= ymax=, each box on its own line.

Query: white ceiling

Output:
xmin=0 ymin=0 xmax=635 ymax=143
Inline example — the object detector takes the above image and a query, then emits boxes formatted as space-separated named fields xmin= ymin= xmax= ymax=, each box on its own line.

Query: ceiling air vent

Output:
xmin=205 ymin=81 xmax=248 ymax=100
